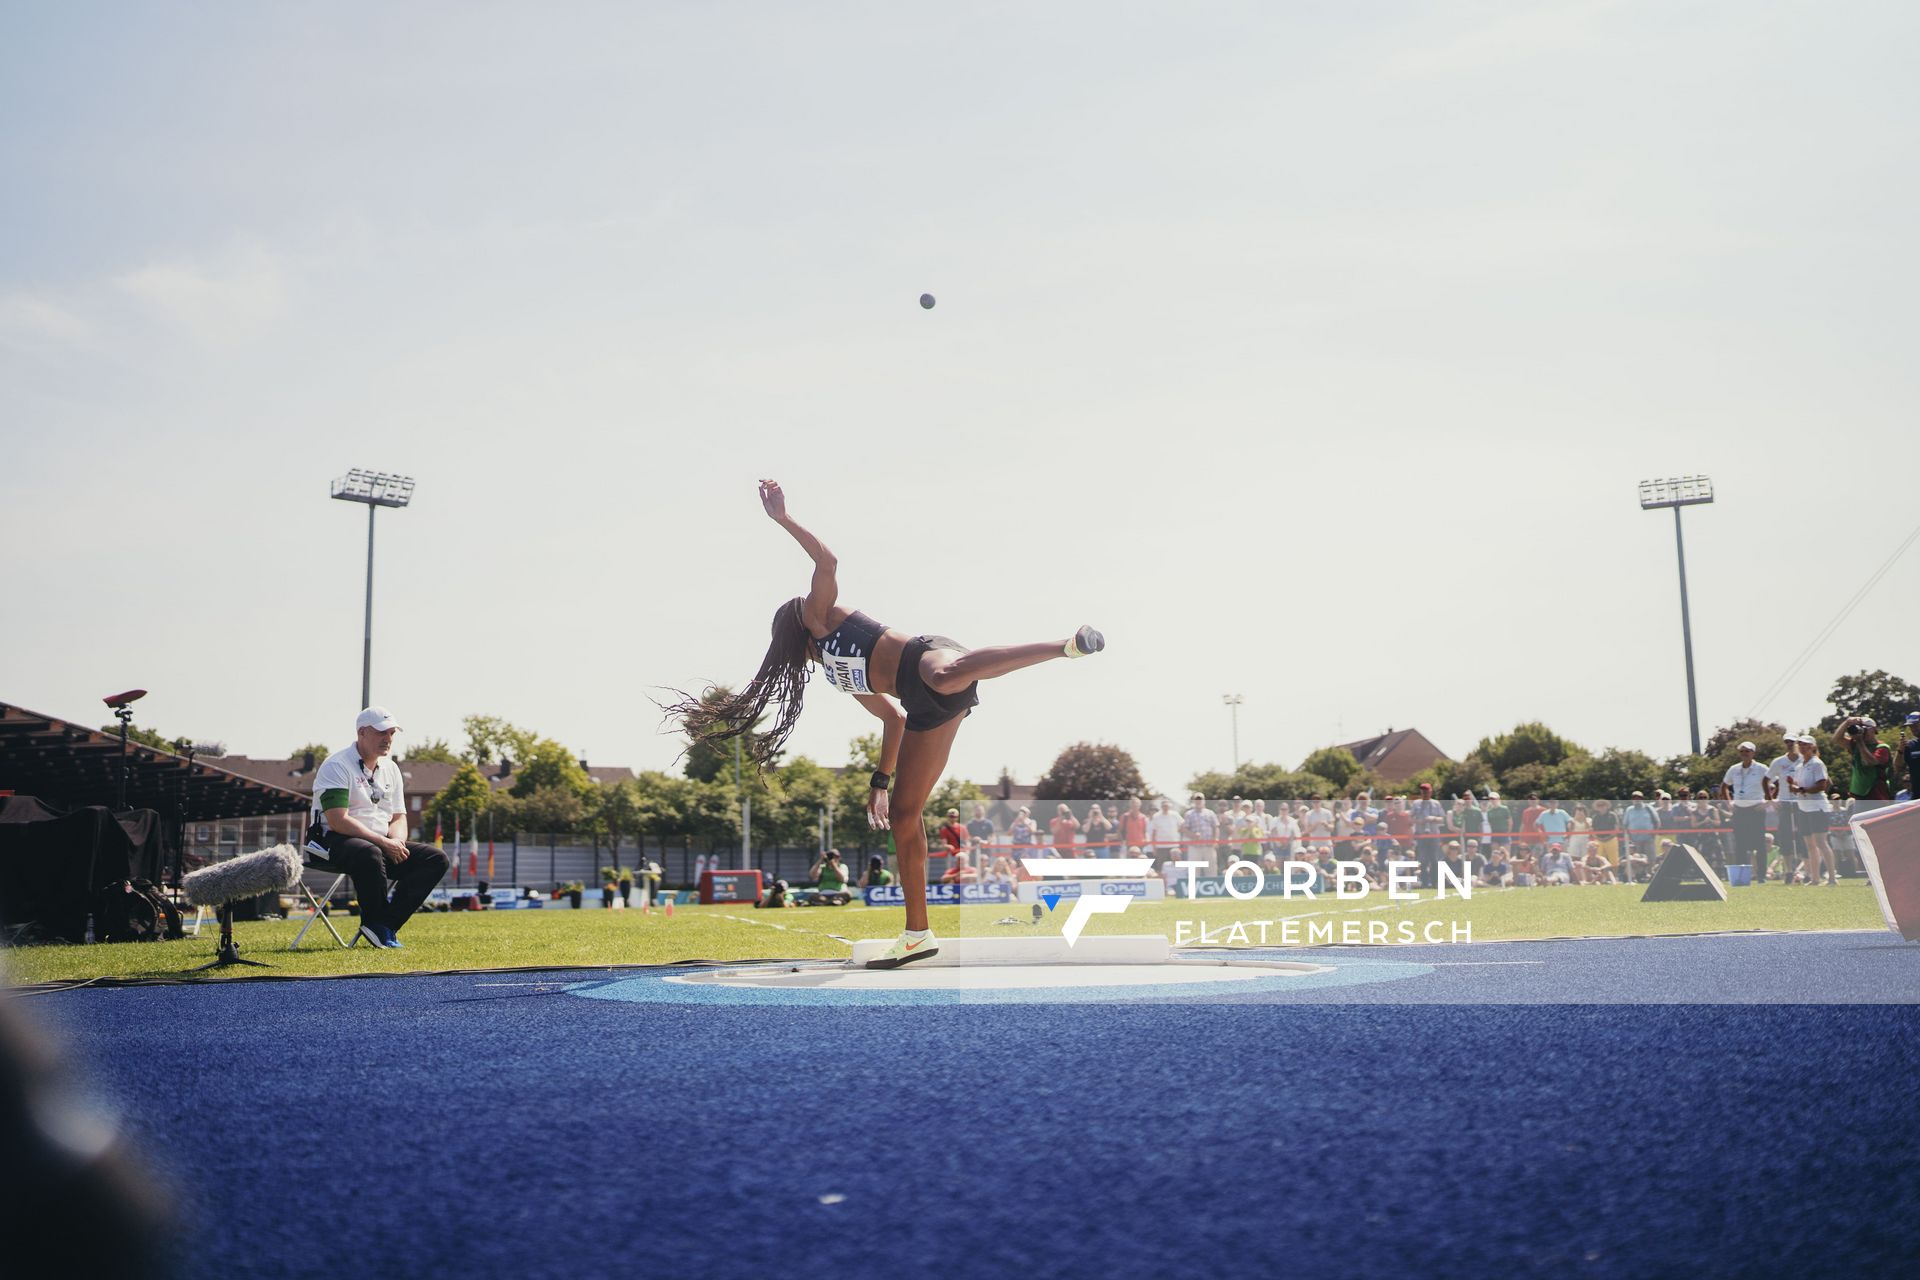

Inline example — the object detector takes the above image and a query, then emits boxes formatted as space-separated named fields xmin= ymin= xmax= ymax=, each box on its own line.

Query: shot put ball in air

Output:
xmin=919 ymin=293 xmax=935 ymax=309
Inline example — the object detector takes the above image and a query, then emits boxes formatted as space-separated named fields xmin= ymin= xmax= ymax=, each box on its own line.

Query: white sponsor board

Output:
xmin=1014 ymin=878 xmax=1165 ymax=904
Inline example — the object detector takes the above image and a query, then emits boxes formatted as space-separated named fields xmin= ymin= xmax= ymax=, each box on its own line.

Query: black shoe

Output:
xmin=1067 ymin=625 xmax=1105 ymax=658
xmin=358 ymin=923 xmax=392 ymax=949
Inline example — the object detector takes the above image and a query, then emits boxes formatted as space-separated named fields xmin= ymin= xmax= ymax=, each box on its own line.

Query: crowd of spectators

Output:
xmin=896 ymin=714 xmax=1916 ymax=895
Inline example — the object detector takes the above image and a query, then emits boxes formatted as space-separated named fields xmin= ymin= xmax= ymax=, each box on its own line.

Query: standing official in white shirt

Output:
xmin=1721 ymin=741 xmax=1769 ymax=885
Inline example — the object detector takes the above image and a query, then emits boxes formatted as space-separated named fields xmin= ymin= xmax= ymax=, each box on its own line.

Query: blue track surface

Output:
xmin=24 ymin=931 xmax=1920 ymax=1279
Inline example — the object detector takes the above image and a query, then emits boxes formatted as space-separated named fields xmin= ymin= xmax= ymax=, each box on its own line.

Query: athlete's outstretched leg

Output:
xmin=922 ymin=627 xmax=1103 ymax=696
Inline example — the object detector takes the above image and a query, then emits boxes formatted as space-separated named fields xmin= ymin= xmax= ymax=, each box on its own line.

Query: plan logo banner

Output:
xmin=1019 ymin=858 xmax=1155 ymax=945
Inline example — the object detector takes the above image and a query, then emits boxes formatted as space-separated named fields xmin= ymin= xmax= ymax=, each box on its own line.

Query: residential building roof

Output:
xmin=1334 ymin=728 xmax=1450 ymax=785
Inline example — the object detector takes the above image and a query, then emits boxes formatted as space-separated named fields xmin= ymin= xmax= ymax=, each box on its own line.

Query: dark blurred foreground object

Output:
xmin=0 ymin=998 xmax=175 ymax=1277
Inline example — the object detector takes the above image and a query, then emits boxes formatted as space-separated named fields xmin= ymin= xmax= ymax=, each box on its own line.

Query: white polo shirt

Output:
xmin=1723 ymin=760 xmax=1768 ymax=807
xmin=1147 ymin=810 xmax=1183 ymax=846
xmin=1766 ymin=753 xmax=1798 ymax=803
xmin=1791 ymin=756 xmax=1833 ymax=813
xmin=314 ymin=745 xmax=404 ymax=829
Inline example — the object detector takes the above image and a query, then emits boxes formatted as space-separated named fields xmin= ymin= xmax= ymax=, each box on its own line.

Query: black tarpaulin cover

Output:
xmin=0 ymin=797 xmax=168 ymax=941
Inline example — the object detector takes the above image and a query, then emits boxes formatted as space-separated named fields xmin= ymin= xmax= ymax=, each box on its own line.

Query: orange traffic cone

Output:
xmin=663 ymin=895 xmax=674 ymax=918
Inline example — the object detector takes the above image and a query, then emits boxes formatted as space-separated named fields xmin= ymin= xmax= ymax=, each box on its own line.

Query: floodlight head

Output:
xmin=103 ymin=689 xmax=147 ymax=708
xmin=1638 ymin=475 xmax=1714 ymax=510
xmin=331 ymin=469 xmax=416 ymax=509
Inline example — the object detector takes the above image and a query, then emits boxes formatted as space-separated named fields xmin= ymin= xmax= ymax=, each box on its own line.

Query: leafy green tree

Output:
xmin=1471 ymin=722 xmax=1581 ymax=784
xmin=511 ymin=737 xmax=593 ymax=798
xmin=1034 ymin=743 xmax=1150 ymax=801
xmin=1649 ymin=719 xmax=1796 ymax=799
xmin=103 ymin=723 xmax=178 ymax=751
xmin=1703 ymin=718 xmax=1787 ymax=759
xmin=1403 ymin=756 xmax=1498 ymax=800
xmin=1297 ymin=747 xmax=1363 ymax=791
xmin=401 ymin=737 xmax=462 ymax=764
xmin=1188 ymin=764 xmax=1338 ymax=804
xmin=596 ymin=778 xmax=647 ymax=849
xmin=289 ymin=741 xmax=332 ymax=762
xmin=1499 ymin=761 xmax=1556 ymax=799
xmin=462 ymin=715 xmax=533 ymax=767
xmin=927 ymin=776 xmax=989 ymax=824
xmin=763 ymin=756 xmax=839 ymax=847
xmin=1818 ymin=670 xmax=1920 ymax=732
xmin=425 ymin=761 xmax=493 ymax=833
xmin=507 ymin=784 xmax=586 ymax=835
xmin=1547 ymin=748 xmax=1665 ymax=801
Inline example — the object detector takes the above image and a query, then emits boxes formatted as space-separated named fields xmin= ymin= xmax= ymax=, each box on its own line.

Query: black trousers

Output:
xmin=1732 ymin=806 xmax=1766 ymax=877
xmin=323 ymin=835 xmax=448 ymax=931
xmin=1773 ymin=805 xmax=1797 ymax=880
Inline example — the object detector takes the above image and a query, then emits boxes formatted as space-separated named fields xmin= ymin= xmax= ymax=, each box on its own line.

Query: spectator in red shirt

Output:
xmin=936 ymin=809 xmax=970 ymax=857
xmin=1119 ymin=797 xmax=1151 ymax=853
xmin=1520 ymin=794 xmax=1546 ymax=854
xmin=1382 ymin=796 xmax=1415 ymax=848
xmin=1049 ymin=803 xmax=1081 ymax=855
xmin=940 ymin=850 xmax=980 ymax=883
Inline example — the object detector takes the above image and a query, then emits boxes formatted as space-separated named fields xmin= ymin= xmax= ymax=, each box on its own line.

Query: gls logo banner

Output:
xmin=1019 ymin=858 xmax=1156 ymax=945
xmin=864 ymin=883 xmax=1010 ymax=907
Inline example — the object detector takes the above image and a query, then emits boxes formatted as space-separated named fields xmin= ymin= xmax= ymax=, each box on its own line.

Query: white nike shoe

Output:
xmin=866 ymin=930 xmax=940 ymax=969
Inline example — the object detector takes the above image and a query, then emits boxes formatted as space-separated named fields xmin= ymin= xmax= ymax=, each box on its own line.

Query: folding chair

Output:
xmin=292 ymin=821 xmax=360 ymax=949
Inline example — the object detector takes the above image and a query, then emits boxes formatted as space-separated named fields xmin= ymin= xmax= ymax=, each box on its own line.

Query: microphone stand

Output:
xmin=186 ymin=901 xmax=271 ymax=973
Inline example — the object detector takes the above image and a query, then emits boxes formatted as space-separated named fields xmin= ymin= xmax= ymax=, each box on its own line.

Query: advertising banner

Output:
xmin=1012 ymin=878 xmax=1167 ymax=903
xmin=863 ymin=882 xmax=1011 ymax=906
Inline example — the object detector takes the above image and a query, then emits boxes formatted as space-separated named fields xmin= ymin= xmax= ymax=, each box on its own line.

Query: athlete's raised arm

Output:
xmin=760 ymin=479 xmax=837 ymax=633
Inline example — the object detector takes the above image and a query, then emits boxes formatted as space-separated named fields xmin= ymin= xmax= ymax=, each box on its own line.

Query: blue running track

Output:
xmin=24 ymin=931 xmax=1920 ymax=1279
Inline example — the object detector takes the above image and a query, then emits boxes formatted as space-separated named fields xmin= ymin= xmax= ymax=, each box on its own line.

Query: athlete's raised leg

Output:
xmin=921 ymin=626 xmax=1103 ymax=696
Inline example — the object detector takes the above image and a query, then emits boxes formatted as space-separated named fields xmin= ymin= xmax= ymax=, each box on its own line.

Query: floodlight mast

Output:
xmin=331 ymin=470 xmax=416 ymax=709
xmin=1638 ymin=476 xmax=1714 ymax=755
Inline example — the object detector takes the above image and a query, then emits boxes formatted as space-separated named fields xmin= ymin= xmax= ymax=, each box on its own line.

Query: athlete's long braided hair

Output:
xmin=662 ymin=598 xmax=812 ymax=769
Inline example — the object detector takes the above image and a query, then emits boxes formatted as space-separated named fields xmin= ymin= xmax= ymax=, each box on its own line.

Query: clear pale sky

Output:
xmin=4 ymin=2 xmax=1915 ymax=795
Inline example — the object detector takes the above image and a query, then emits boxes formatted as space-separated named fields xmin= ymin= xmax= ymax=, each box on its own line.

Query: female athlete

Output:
xmin=666 ymin=480 xmax=1103 ymax=968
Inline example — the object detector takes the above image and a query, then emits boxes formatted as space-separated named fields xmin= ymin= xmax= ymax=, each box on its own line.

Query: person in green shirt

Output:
xmin=1484 ymin=792 xmax=1513 ymax=849
xmin=860 ymin=854 xmax=894 ymax=889
xmin=812 ymin=848 xmax=851 ymax=893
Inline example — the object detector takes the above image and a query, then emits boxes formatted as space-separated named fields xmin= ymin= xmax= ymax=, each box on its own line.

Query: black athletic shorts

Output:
xmin=897 ymin=634 xmax=979 ymax=732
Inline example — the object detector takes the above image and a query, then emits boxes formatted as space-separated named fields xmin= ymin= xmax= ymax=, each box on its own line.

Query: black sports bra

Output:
xmin=813 ymin=611 xmax=887 ymax=695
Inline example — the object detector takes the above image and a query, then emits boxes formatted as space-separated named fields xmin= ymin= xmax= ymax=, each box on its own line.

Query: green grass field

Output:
xmin=1 ymin=879 xmax=1887 ymax=987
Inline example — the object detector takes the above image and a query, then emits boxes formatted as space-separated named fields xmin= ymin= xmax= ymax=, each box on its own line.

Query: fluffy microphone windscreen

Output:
xmin=183 ymin=844 xmax=305 ymax=907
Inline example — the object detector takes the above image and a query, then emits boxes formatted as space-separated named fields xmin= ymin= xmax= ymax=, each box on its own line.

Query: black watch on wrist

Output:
xmin=870 ymin=771 xmax=891 ymax=791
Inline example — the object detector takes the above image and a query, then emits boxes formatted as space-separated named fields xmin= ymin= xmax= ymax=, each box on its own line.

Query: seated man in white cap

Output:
xmin=306 ymin=706 xmax=448 ymax=949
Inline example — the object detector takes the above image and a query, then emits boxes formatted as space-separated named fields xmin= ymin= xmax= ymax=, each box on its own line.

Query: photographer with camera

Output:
xmin=1834 ymin=716 xmax=1896 ymax=816
xmin=810 ymin=849 xmax=852 ymax=901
